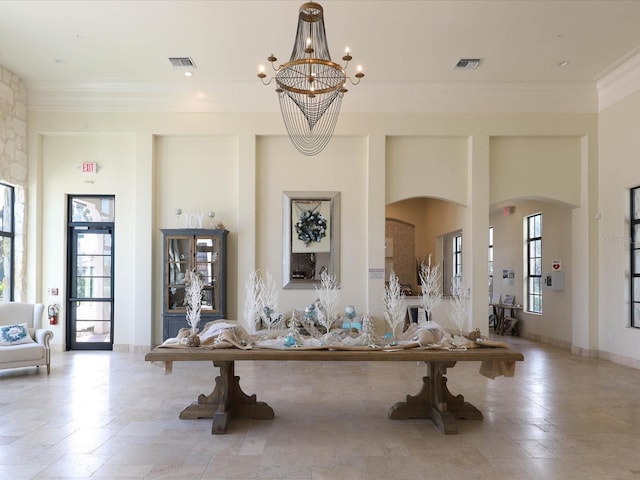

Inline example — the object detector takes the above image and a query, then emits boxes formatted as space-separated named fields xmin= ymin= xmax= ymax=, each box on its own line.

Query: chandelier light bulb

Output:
xmin=345 ymin=46 xmax=350 ymax=54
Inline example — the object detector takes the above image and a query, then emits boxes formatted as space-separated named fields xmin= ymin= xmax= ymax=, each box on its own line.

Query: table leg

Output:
xmin=496 ymin=306 xmax=506 ymax=335
xmin=388 ymin=361 xmax=482 ymax=434
xmin=178 ymin=360 xmax=274 ymax=434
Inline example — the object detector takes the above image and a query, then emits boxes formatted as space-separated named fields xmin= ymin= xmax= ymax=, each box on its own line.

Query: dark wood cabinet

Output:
xmin=161 ymin=229 xmax=228 ymax=340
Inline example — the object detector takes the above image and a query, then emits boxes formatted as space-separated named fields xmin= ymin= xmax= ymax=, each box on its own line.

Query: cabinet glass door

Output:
xmin=196 ymin=237 xmax=220 ymax=311
xmin=166 ymin=237 xmax=192 ymax=311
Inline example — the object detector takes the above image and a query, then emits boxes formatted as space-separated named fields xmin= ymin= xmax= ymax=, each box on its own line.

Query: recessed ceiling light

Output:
xmin=184 ymin=71 xmax=193 ymax=77
xmin=558 ymin=60 xmax=569 ymax=67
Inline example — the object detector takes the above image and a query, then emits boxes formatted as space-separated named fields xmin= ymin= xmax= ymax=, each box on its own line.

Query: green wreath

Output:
xmin=295 ymin=209 xmax=327 ymax=246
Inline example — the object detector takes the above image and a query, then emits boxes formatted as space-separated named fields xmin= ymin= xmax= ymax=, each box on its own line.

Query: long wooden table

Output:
xmin=145 ymin=346 xmax=524 ymax=435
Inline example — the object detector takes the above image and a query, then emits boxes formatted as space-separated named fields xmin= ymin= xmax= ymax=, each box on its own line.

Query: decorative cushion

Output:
xmin=0 ymin=323 xmax=35 ymax=346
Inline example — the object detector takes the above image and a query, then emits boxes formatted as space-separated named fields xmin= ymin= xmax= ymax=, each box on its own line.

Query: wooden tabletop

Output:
xmin=145 ymin=346 xmax=524 ymax=363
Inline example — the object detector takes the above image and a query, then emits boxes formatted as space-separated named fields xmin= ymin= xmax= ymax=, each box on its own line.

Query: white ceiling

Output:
xmin=1 ymin=0 xmax=640 ymax=113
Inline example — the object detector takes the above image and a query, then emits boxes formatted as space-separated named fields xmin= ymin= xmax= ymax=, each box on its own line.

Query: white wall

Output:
xmin=386 ymin=136 xmax=469 ymax=205
xmin=26 ymin=110 xmax=598 ymax=351
xmin=256 ymin=135 xmax=369 ymax=321
xmin=155 ymin=134 xmax=239 ymax=341
xmin=490 ymin=200 xmax=573 ymax=346
xmin=490 ymin=136 xmax=583 ymax=207
xmin=37 ymin=133 xmax=136 ymax=349
xmin=598 ymin=89 xmax=640 ymax=367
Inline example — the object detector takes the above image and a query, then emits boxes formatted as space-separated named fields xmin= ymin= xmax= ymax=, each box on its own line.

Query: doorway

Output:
xmin=66 ymin=196 xmax=115 ymax=350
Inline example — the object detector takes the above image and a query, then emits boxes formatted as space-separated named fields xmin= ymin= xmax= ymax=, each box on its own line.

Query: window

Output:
xmin=453 ymin=234 xmax=462 ymax=280
xmin=631 ymin=187 xmax=640 ymax=327
xmin=526 ymin=213 xmax=542 ymax=313
xmin=0 ymin=183 xmax=14 ymax=302
xmin=441 ymin=229 xmax=462 ymax=296
xmin=488 ymin=227 xmax=494 ymax=301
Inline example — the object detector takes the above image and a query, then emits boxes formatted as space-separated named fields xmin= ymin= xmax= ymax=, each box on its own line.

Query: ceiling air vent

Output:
xmin=454 ymin=58 xmax=481 ymax=70
xmin=168 ymin=57 xmax=197 ymax=68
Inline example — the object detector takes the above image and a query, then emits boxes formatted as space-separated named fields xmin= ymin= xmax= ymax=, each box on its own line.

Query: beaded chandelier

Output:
xmin=258 ymin=2 xmax=364 ymax=156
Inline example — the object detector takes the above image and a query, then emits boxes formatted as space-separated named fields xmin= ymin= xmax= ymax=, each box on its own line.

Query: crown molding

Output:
xmin=597 ymin=52 xmax=640 ymax=112
xmin=26 ymin=80 xmax=597 ymax=114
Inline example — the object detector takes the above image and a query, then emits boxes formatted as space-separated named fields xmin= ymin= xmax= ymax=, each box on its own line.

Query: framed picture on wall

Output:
xmin=283 ymin=191 xmax=340 ymax=289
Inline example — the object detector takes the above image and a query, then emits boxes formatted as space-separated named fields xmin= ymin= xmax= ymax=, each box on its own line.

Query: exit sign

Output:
xmin=81 ymin=162 xmax=98 ymax=174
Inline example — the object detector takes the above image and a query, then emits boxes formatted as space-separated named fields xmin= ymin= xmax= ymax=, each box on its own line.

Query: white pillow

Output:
xmin=0 ymin=323 xmax=35 ymax=346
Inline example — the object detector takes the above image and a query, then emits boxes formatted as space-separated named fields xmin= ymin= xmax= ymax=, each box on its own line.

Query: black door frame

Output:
xmin=66 ymin=196 xmax=115 ymax=351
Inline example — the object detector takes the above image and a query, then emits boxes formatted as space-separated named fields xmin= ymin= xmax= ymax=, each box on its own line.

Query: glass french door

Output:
xmin=68 ymin=226 xmax=114 ymax=350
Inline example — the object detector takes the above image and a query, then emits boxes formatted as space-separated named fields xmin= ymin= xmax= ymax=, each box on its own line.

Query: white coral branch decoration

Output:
xmin=243 ymin=270 xmax=261 ymax=333
xmin=185 ymin=269 xmax=204 ymax=335
xmin=448 ymin=276 xmax=470 ymax=336
xmin=259 ymin=271 xmax=282 ymax=336
xmin=383 ymin=271 xmax=406 ymax=339
xmin=419 ymin=254 xmax=442 ymax=322
xmin=315 ymin=270 xmax=340 ymax=333
xmin=259 ymin=272 xmax=279 ymax=316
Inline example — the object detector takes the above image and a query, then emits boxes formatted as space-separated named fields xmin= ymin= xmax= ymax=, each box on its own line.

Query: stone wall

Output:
xmin=0 ymin=65 xmax=27 ymax=300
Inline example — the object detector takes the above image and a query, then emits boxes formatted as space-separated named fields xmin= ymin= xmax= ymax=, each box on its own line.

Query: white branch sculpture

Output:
xmin=315 ymin=270 xmax=340 ymax=333
xmin=243 ymin=270 xmax=261 ymax=333
xmin=448 ymin=276 xmax=470 ymax=336
xmin=419 ymin=254 xmax=442 ymax=322
xmin=258 ymin=271 xmax=281 ymax=336
xmin=185 ymin=269 xmax=204 ymax=335
xmin=383 ymin=271 xmax=406 ymax=339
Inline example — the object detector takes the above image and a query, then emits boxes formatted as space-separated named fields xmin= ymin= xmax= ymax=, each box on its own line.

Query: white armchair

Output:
xmin=0 ymin=303 xmax=53 ymax=374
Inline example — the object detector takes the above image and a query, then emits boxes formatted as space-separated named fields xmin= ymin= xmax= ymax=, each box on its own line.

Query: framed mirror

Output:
xmin=283 ymin=191 xmax=340 ymax=289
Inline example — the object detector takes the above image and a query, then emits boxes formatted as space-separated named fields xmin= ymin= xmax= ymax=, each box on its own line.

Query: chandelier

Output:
xmin=258 ymin=2 xmax=364 ymax=156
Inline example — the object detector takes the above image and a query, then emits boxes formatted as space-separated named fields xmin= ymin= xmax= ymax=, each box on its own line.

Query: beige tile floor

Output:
xmin=2 ymin=336 xmax=640 ymax=479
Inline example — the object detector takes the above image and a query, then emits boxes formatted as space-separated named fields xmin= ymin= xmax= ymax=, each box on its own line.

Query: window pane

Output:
xmin=634 ymin=250 xmax=640 ymax=275
xmin=634 ymin=188 xmax=640 ymax=220
xmin=534 ymin=258 xmax=542 ymax=275
xmin=202 ymin=287 xmax=216 ymax=310
xmin=534 ymin=296 xmax=542 ymax=312
xmin=634 ymin=278 xmax=640 ymax=302
xmin=76 ymin=277 xmax=111 ymax=298
xmin=168 ymin=286 xmax=186 ymax=309
xmin=77 ymin=233 xmax=111 ymax=255
xmin=634 ymin=303 xmax=640 ymax=327
xmin=0 ymin=184 xmax=13 ymax=233
xmin=76 ymin=256 xmax=111 ymax=275
xmin=489 ymin=227 xmax=493 ymax=245
xmin=71 ymin=197 xmax=115 ymax=222
xmin=168 ymin=238 xmax=191 ymax=262
xmin=633 ymin=224 xmax=640 ymax=244
xmin=0 ymin=236 xmax=11 ymax=302
xmin=538 ymin=216 xmax=542 ymax=237
xmin=531 ymin=277 xmax=541 ymax=294
xmin=74 ymin=301 xmax=111 ymax=343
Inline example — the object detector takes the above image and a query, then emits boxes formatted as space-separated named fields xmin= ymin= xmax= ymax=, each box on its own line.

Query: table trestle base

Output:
xmin=388 ymin=361 xmax=482 ymax=434
xmin=178 ymin=360 xmax=274 ymax=434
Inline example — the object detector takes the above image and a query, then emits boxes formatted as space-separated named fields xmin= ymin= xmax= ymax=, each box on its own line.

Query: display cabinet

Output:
xmin=161 ymin=229 xmax=228 ymax=340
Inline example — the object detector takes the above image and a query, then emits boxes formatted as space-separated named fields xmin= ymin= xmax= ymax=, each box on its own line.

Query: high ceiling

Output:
xmin=1 ymin=0 xmax=640 ymax=112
